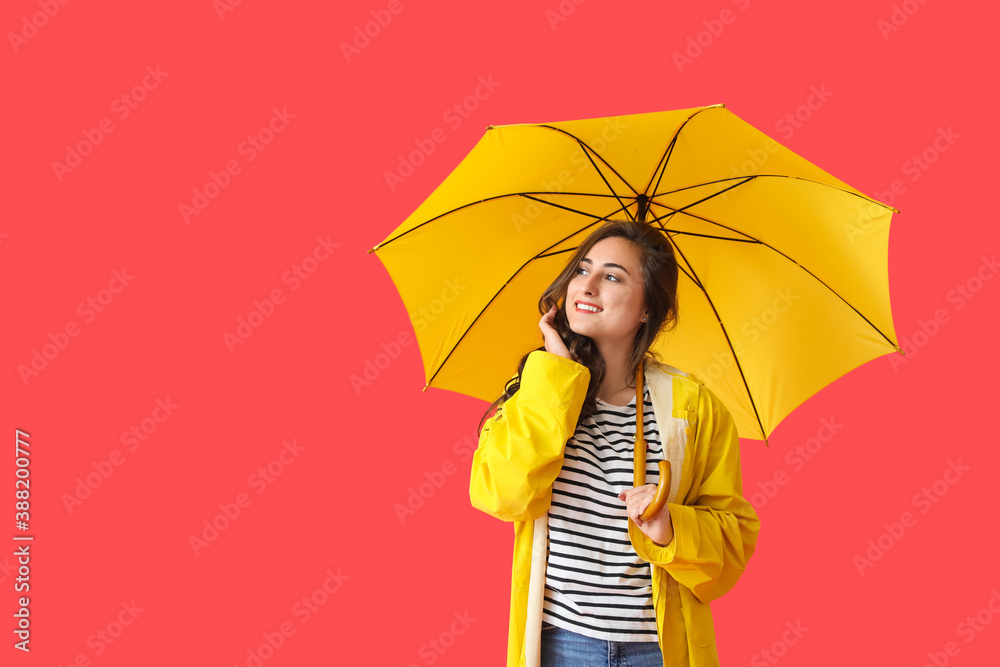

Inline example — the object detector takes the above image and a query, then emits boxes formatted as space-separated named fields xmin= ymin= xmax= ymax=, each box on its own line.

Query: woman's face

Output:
xmin=565 ymin=236 xmax=648 ymax=345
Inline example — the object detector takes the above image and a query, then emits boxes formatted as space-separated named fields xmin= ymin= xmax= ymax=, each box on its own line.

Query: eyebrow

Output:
xmin=580 ymin=257 xmax=631 ymax=276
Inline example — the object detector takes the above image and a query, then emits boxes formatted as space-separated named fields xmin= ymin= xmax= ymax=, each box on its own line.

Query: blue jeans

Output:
xmin=540 ymin=622 xmax=663 ymax=666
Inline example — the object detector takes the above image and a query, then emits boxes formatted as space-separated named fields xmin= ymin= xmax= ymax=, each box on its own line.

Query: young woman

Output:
xmin=469 ymin=220 xmax=760 ymax=667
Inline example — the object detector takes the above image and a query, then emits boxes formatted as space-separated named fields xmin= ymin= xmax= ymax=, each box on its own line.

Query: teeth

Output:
xmin=577 ymin=303 xmax=600 ymax=312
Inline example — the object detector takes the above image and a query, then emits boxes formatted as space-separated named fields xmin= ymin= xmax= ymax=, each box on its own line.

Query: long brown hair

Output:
xmin=478 ymin=220 xmax=679 ymax=436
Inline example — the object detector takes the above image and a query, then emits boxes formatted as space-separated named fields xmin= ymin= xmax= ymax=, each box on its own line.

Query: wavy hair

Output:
xmin=478 ymin=219 xmax=679 ymax=436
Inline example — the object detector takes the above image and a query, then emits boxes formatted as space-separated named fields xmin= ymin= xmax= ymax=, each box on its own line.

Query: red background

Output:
xmin=3 ymin=1 xmax=998 ymax=665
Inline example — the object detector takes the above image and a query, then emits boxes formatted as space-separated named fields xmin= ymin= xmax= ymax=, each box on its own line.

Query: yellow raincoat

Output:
xmin=469 ymin=350 xmax=759 ymax=667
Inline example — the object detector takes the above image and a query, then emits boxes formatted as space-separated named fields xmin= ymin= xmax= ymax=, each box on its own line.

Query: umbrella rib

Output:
xmin=526 ymin=199 xmax=634 ymax=258
xmin=535 ymin=248 xmax=579 ymax=259
xmin=657 ymin=229 xmax=758 ymax=243
xmin=651 ymin=220 xmax=770 ymax=442
xmin=747 ymin=174 xmax=900 ymax=212
xmin=645 ymin=105 xmax=721 ymax=197
xmin=520 ymin=194 xmax=626 ymax=221
xmin=536 ymin=125 xmax=640 ymax=197
xmin=535 ymin=125 xmax=640 ymax=219
xmin=647 ymin=176 xmax=758 ymax=237
xmin=422 ymin=204 xmax=632 ymax=391
xmin=648 ymin=181 xmax=900 ymax=349
xmin=763 ymin=253 xmax=900 ymax=350
xmin=652 ymin=176 xmax=754 ymax=220
xmin=653 ymin=175 xmax=756 ymax=198
xmin=651 ymin=175 xmax=862 ymax=246
xmin=575 ymin=143 xmax=636 ymax=219
xmin=648 ymin=194 xmax=759 ymax=243
xmin=647 ymin=134 xmax=678 ymax=197
xmin=653 ymin=174 xmax=899 ymax=213
xmin=377 ymin=146 xmax=895 ymax=253
xmin=372 ymin=191 xmax=618 ymax=251
xmin=661 ymin=231 xmax=701 ymax=289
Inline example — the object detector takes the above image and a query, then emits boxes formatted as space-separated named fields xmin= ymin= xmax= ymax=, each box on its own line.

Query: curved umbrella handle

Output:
xmin=640 ymin=460 xmax=671 ymax=521
xmin=633 ymin=361 xmax=672 ymax=522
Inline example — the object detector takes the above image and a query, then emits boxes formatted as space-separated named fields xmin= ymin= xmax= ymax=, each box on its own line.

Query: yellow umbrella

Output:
xmin=369 ymin=103 xmax=900 ymax=445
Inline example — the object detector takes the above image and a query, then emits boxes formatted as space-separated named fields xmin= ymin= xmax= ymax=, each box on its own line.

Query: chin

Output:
xmin=564 ymin=314 xmax=586 ymax=333
xmin=566 ymin=322 xmax=596 ymax=340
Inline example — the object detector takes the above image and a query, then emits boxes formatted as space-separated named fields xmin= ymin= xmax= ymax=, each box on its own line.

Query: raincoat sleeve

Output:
xmin=469 ymin=350 xmax=590 ymax=523
xmin=629 ymin=382 xmax=759 ymax=605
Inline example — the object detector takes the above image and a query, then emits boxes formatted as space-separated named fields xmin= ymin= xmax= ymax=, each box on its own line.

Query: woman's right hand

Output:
xmin=539 ymin=304 xmax=575 ymax=361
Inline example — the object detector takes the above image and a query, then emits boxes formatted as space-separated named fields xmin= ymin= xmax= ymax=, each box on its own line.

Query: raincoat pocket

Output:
xmin=681 ymin=596 xmax=716 ymax=648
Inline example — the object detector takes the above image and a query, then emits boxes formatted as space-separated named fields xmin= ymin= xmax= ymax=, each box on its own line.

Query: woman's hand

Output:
xmin=539 ymin=304 xmax=575 ymax=361
xmin=618 ymin=485 xmax=674 ymax=547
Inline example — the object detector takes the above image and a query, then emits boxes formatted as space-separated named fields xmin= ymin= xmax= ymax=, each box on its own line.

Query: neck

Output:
xmin=596 ymin=337 xmax=639 ymax=401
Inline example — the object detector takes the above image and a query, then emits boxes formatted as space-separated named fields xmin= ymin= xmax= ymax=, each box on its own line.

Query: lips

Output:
xmin=574 ymin=301 xmax=603 ymax=313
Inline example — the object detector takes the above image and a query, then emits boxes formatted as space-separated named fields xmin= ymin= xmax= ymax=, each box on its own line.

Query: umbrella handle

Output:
xmin=634 ymin=360 xmax=671 ymax=522
xmin=640 ymin=460 xmax=671 ymax=521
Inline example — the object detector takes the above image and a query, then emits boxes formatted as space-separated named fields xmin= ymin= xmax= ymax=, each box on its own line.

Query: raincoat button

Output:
xmin=687 ymin=405 xmax=694 ymax=411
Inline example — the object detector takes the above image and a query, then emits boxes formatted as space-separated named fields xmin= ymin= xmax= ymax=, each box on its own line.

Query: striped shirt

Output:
xmin=542 ymin=384 xmax=663 ymax=642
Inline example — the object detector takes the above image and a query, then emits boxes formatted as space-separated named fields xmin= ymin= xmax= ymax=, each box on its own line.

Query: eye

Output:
xmin=605 ymin=273 xmax=620 ymax=282
xmin=576 ymin=266 xmax=588 ymax=276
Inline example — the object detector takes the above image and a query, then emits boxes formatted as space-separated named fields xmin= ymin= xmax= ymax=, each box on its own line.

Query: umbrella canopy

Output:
xmin=370 ymin=104 xmax=900 ymax=442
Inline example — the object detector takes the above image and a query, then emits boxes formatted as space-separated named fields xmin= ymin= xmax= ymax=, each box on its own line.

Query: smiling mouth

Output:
xmin=575 ymin=302 xmax=603 ymax=313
